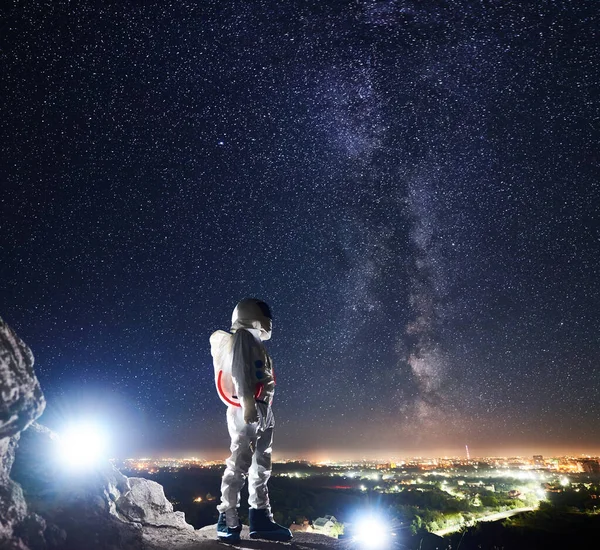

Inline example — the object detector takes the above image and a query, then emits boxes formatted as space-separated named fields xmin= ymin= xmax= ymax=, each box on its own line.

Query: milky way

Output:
xmin=1 ymin=1 xmax=599 ymax=458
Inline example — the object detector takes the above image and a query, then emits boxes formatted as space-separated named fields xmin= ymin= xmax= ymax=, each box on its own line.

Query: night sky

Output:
xmin=2 ymin=1 xmax=599 ymax=460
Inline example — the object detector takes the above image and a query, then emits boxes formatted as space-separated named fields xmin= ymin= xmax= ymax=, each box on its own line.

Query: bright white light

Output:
xmin=57 ymin=422 xmax=107 ymax=468
xmin=353 ymin=517 xmax=389 ymax=548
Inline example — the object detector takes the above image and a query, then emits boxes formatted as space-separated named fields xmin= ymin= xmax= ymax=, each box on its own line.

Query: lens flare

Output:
xmin=353 ymin=516 xmax=390 ymax=548
xmin=57 ymin=422 xmax=107 ymax=468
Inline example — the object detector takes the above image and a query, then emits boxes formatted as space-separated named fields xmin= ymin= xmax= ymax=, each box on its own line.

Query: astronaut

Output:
xmin=210 ymin=298 xmax=292 ymax=542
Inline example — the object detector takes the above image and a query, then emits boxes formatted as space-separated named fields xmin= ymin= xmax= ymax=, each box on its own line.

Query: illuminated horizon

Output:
xmin=120 ymin=445 xmax=600 ymax=462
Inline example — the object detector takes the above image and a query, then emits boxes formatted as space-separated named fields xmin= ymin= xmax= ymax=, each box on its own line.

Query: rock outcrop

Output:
xmin=0 ymin=317 xmax=47 ymax=550
xmin=0 ymin=319 xmax=45 ymax=439
xmin=116 ymin=478 xmax=192 ymax=530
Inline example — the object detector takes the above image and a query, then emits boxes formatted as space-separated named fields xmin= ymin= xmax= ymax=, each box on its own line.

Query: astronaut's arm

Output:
xmin=231 ymin=329 xmax=258 ymax=424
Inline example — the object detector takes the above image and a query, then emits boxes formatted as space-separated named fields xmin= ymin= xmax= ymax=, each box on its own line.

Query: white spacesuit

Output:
xmin=210 ymin=298 xmax=291 ymax=542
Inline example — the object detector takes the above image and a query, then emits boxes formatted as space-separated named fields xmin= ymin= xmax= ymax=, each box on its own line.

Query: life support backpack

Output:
xmin=209 ymin=330 xmax=240 ymax=407
xmin=210 ymin=328 xmax=274 ymax=407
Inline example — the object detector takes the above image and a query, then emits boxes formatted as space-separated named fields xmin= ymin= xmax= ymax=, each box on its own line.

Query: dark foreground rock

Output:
xmin=189 ymin=526 xmax=343 ymax=550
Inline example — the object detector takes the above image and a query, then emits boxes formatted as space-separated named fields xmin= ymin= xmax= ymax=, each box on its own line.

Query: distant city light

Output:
xmin=103 ymin=451 xmax=600 ymax=540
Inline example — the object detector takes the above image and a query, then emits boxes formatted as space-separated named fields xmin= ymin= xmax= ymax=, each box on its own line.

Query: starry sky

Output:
xmin=1 ymin=1 xmax=599 ymax=460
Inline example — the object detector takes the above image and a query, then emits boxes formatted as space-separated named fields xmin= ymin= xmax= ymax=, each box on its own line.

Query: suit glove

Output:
xmin=244 ymin=404 xmax=258 ymax=425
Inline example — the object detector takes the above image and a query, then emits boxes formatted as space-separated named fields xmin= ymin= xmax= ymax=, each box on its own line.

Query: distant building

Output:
xmin=544 ymin=484 xmax=563 ymax=493
xmin=533 ymin=455 xmax=544 ymax=467
xmin=374 ymin=462 xmax=397 ymax=470
xmin=557 ymin=460 xmax=583 ymax=473
xmin=507 ymin=457 xmax=529 ymax=468
xmin=581 ymin=460 xmax=600 ymax=474
xmin=312 ymin=515 xmax=339 ymax=536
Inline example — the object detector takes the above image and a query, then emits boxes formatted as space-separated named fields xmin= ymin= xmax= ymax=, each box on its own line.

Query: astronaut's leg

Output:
xmin=217 ymin=407 xmax=255 ymax=538
xmin=248 ymin=404 xmax=274 ymax=510
xmin=248 ymin=405 xmax=292 ymax=541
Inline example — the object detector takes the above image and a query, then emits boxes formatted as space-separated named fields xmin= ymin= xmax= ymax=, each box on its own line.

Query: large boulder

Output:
xmin=116 ymin=478 xmax=192 ymax=530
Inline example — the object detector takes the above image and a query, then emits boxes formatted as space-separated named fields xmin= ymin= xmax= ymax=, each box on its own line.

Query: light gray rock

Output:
xmin=116 ymin=477 xmax=193 ymax=530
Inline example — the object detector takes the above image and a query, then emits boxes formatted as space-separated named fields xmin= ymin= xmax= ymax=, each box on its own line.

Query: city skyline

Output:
xmin=117 ymin=448 xmax=600 ymax=463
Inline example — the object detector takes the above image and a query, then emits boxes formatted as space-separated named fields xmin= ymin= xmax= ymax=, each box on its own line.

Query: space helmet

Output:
xmin=231 ymin=298 xmax=272 ymax=341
